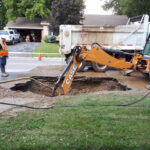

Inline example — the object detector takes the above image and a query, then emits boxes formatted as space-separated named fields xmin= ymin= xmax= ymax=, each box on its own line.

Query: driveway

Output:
xmin=8 ymin=42 xmax=41 ymax=57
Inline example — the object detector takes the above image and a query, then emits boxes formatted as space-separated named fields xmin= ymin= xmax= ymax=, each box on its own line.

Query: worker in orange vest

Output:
xmin=0 ymin=37 xmax=9 ymax=77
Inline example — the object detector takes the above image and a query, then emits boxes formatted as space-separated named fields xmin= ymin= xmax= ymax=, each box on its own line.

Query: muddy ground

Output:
xmin=0 ymin=65 xmax=149 ymax=114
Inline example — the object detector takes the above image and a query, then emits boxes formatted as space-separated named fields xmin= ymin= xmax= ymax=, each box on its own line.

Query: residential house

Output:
xmin=5 ymin=17 xmax=50 ymax=42
xmin=5 ymin=15 xmax=128 ymax=42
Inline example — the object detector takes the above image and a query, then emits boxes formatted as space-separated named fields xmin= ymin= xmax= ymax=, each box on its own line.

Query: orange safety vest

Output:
xmin=0 ymin=41 xmax=8 ymax=56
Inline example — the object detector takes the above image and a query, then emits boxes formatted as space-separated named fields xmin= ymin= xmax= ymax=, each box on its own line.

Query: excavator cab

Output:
xmin=143 ymin=41 xmax=150 ymax=58
xmin=143 ymin=35 xmax=150 ymax=89
xmin=143 ymin=34 xmax=150 ymax=59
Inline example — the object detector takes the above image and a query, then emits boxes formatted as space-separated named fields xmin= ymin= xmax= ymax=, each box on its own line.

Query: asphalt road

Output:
xmin=0 ymin=42 xmax=65 ymax=81
xmin=6 ymin=57 xmax=65 ymax=72
xmin=0 ymin=57 xmax=65 ymax=81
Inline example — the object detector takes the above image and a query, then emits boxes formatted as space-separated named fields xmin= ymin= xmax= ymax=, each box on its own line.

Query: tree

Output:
xmin=3 ymin=0 xmax=54 ymax=21
xmin=0 ymin=0 xmax=7 ymax=29
xmin=102 ymin=0 xmax=150 ymax=17
xmin=50 ymin=0 xmax=85 ymax=34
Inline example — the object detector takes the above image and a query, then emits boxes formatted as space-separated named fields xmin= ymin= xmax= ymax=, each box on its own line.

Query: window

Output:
xmin=0 ymin=30 xmax=9 ymax=35
xmin=9 ymin=31 xmax=14 ymax=34
xmin=144 ymin=42 xmax=150 ymax=56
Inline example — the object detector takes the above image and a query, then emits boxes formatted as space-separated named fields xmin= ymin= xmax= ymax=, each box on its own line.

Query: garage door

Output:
xmin=17 ymin=29 xmax=42 ymax=42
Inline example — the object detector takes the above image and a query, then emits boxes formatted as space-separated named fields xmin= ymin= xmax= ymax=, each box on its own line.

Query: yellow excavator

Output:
xmin=51 ymin=34 xmax=150 ymax=96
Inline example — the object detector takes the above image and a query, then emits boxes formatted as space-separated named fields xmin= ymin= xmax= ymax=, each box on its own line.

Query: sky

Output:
xmin=84 ymin=0 xmax=112 ymax=15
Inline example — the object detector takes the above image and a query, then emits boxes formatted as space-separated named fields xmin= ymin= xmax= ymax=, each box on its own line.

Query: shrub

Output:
xmin=43 ymin=35 xmax=48 ymax=43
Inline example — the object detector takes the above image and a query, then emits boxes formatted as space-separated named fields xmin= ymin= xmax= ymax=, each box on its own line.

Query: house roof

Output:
xmin=82 ymin=14 xmax=128 ymax=26
xmin=6 ymin=15 xmax=128 ymax=30
xmin=6 ymin=17 xmax=47 ymax=30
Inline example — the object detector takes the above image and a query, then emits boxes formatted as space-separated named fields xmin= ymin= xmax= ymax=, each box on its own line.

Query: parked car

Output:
xmin=47 ymin=35 xmax=59 ymax=43
xmin=0 ymin=30 xmax=21 ymax=45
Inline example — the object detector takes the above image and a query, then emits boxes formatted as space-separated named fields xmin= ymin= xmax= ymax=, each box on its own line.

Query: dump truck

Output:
xmin=59 ymin=14 xmax=150 ymax=72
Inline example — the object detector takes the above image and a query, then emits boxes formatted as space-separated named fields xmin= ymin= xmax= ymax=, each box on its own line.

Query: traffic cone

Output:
xmin=38 ymin=53 xmax=42 ymax=61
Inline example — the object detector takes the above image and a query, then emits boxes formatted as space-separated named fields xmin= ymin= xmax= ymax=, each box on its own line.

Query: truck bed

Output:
xmin=59 ymin=15 xmax=149 ymax=54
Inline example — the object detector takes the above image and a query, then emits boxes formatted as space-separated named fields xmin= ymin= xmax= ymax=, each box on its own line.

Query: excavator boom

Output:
xmin=80 ymin=46 xmax=133 ymax=70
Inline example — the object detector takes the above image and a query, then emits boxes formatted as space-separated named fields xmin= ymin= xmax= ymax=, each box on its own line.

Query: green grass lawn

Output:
xmin=0 ymin=93 xmax=150 ymax=150
xmin=33 ymin=43 xmax=64 ymax=57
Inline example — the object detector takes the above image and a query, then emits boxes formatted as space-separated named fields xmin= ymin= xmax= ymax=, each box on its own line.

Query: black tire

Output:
xmin=11 ymin=39 xmax=15 ymax=45
xmin=18 ymin=38 xmax=21 ymax=43
xmin=77 ymin=61 xmax=86 ymax=72
xmin=142 ymin=73 xmax=149 ymax=78
xmin=92 ymin=62 xmax=108 ymax=72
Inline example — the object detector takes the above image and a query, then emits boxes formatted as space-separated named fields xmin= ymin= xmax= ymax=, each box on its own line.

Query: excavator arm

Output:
xmin=51 ymin=44 xmax=150 ymax=96
xmin=51 ymin=46 xmax=83 ymax=96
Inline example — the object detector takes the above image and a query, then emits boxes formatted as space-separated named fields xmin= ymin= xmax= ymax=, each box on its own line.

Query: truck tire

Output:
xmin=11 ymin=39 xmax=15 ymax=45
xmin=77 ymin=61 xmax=86 ymax=72
xmin=92 ymin=62 xmax=108 ymax=72
xmin=18 ymin=38 xmax=21 ymax=43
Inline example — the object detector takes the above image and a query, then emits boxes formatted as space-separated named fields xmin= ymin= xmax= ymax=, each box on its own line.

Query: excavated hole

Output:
xmin=10 ymin=76 xmax=131 ymax=96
